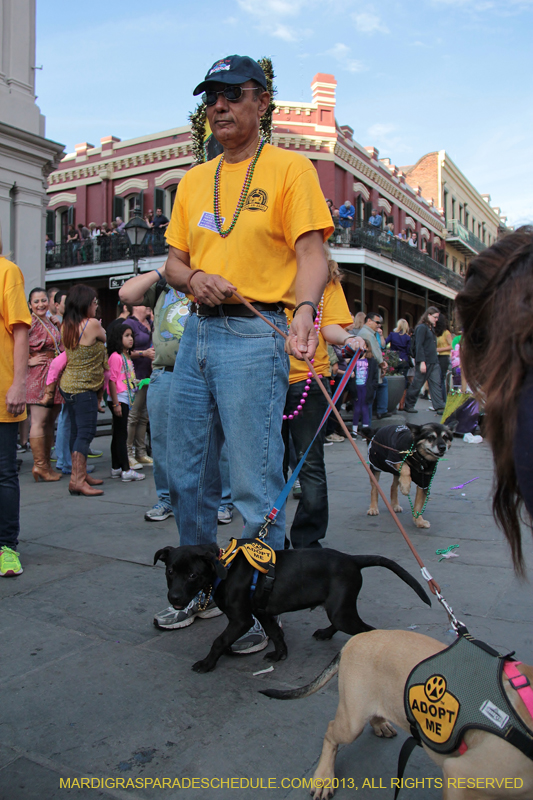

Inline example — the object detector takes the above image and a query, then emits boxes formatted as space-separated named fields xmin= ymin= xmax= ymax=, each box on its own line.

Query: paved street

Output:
xmin=1 ymin=400 xmax=532 ymax=800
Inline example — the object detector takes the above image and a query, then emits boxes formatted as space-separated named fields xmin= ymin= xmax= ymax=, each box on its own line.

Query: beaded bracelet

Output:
xmin=186 ymin=269 xmax=205 ymax=294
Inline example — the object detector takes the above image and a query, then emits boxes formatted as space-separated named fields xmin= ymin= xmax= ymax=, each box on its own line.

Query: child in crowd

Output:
xmin=106 ymin=323 xmax=145 ymax=482
xmin=352 ymin=338 xmax=379 ymax=438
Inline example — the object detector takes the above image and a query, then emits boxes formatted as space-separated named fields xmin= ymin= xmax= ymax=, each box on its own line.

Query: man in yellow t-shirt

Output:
xmin=283 ymin=276 xmax=364 ymax=549
xmin=0 ymin=252 xmax=31 ymax=578
xmin=156 ymin=55 xmax=333 ymax=644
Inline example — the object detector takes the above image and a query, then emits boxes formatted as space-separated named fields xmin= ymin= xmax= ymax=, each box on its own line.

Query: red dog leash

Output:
xmin=231 ymin=291 xmax=464 ymax=628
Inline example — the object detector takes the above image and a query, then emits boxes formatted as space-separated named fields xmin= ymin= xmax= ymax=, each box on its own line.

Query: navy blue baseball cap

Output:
xmin=193 ymin=55 xmax=267 ymax=96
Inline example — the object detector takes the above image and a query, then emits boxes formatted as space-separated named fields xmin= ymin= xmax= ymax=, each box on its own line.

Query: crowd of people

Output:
xmin=46 ymin=208 xmax=170 ymax=267
xmin=1 ymin=55 xmax=531 ymax=663
xmin=325 ymin=200 xmax=431 ymax=252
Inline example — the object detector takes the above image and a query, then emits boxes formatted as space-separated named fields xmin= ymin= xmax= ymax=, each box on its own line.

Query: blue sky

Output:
xmin=36 ymin=0 xmax=532 ymax=227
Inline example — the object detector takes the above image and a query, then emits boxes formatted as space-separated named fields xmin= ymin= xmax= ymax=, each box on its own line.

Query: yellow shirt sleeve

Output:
xmin=0 ymin=258 xmax=32 ymax=423
xmin=281 ymin=164 xmax=334 ymax=248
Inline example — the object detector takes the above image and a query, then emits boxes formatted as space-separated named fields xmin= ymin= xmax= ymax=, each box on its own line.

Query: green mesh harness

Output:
xmin=395 ymin=631 xmax=533 ymax=798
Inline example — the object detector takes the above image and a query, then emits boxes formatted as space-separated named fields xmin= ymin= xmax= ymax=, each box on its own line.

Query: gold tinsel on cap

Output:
xmin=189 ymin=57 xmax=276 ymax=165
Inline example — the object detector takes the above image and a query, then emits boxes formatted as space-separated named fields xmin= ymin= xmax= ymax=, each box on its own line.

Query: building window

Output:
xmin=443 ymin=189 xmax=448 ymax=226
xmin=452 ymin=257 xmax=457 ymax=273
xmin=446 ymin=254 xmax=449 ymax=269
xmin=124 ymin=192 xmax=143 ymax=221
xmin=459 ymin=204 xmax=463 ymax=224
xmin=451 ymin=198 xmax=456 ymax=220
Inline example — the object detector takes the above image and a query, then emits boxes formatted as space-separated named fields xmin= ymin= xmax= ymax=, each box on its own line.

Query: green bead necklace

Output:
xmin=399 ymin=445 xmax=439 ymax=519
xmin=213 ymin=137 xmax=265 ymax=238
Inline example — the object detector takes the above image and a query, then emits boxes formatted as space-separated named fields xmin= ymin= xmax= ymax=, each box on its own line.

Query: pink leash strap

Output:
xmin=503 ymin=661 xmax=533 ymax=720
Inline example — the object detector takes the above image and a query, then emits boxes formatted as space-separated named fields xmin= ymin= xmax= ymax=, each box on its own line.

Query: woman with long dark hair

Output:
xmin=404 ymin=306 xmax=445 ymax=414
xmin=455 ymin=226 xmax=533 ymax=574
xmin=60 ymin=285 xmax=107 ymax=496
xmin=26 ymin=287 xmax=63 ymax=481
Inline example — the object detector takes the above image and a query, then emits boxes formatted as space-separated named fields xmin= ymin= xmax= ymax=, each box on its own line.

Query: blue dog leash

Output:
xmin=264 ymin=347 xmax=362 ymax=527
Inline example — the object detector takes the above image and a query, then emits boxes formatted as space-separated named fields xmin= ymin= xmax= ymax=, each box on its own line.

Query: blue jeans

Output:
xmin=0 ymin=422 xmax=20 ymax=548
xmin=55 ymin=405 xmax=72 ymax=473
xmin=60 ymin=390 xmax=98 ymax=457
xmin=147 ymin=368 xmax=173 ymax=508
xmin=167 ymin=311 xmax=289 ymax=549
xmin=219 ymin=442 xmax=233 ymax=511
xmin=282 ymin=378 xmax=329 ymax=548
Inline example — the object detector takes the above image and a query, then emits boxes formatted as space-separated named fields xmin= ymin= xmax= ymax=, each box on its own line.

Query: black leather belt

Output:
xmin=194 ymin=302 xmax=284 ymax=318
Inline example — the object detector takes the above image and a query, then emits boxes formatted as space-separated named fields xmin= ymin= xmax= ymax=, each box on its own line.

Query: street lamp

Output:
xmin=124 ymin=207 xmax=150 ymax=274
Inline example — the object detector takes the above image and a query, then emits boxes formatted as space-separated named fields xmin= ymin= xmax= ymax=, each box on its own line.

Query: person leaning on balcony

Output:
xmin=156 ymin=53 xmax=332 ymax=646
xmin=408 ymin=231 xmax=418 ymax=248
xmin=403 ymin=307 xmax=445 ymax=414
xmin=0 ymin=233 xmax=31 ymax=578
xmin=338 ymin=200 xmax=354 ymax=245
xmin=368 ymin=208 xmax=382 ymax=233
xmin=397 ymin=228 xmax=407 ymax=240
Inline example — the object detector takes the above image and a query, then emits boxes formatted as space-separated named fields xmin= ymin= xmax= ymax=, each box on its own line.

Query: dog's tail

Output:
xmin=355 ymin=555 xmax=432 ymax=607
xmin=259 ymin=651 xmax=341 ymax=700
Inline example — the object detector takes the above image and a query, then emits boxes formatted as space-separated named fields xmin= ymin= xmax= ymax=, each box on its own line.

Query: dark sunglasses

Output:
xmin=202 ymin=85 xmax=257 ymax=106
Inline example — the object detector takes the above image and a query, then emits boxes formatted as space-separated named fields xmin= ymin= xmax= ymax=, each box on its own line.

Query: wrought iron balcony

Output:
xmin=45 ymin=232 xmax=168 ymax=270
xmin=446 ymin=219 xmax=486 ymax=257
xmin=331 ymin=224 xmax=464 ymax=292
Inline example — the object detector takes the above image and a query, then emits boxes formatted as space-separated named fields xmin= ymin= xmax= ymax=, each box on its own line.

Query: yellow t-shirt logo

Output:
xmin=243 ymin=188 xmax=268 ymax=212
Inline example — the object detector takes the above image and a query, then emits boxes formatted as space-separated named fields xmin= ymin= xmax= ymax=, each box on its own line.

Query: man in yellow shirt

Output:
xmin=0 ymin=241 xmax=31 ymax=577
xmin=156 ymin=55 xmax=333 ymax=646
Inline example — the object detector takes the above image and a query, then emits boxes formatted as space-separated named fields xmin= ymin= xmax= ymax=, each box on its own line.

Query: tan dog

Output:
xmin=262 ymin=630 xmax=533 ymax=799
xmin=367 ymin=423 xmax=453 ymax=529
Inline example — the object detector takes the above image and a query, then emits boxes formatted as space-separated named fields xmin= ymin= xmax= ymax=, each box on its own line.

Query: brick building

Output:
xmin=402 ymin=150 xmax=507 ymax=277
xmin=45 ymin=73 xmax=467 ymax=330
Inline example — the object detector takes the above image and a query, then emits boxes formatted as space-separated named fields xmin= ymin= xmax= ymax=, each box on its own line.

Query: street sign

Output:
xmin=109 ymin=275 xmax=134 ymax=289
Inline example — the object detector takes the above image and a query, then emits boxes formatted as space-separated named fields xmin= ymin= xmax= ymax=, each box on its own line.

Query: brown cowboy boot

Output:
xmin=69 ymin=452 xmax=103 ymax=496
xmin=30 ymin=436 xmax=61 ymax=482
xmin=41 ymin=382 xmax=57 ymax=408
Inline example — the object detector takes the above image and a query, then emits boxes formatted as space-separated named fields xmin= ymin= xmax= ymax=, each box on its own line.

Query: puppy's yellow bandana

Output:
xmin=220 ymin=538 xmax=276 ymax=574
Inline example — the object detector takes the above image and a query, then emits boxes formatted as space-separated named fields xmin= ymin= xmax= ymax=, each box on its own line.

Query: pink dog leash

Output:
xmin=503 ymin=661 xmax=533 ymax=719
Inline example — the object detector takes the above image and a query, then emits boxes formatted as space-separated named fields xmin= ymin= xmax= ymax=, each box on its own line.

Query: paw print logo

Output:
xmin=424 ymin=674 xmax=447 ymax=702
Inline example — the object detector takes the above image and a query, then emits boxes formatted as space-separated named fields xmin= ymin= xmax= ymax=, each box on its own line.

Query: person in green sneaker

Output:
xmin=0 ymin=228 xmax=32 ymax=577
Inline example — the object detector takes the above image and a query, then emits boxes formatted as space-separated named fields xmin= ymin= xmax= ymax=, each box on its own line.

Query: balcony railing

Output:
xmin=446 ymin=219 xmax=486 ymax=256
xmin=45 ymin=232 xmax=168 ymax=270
xmin=332 ymin=224 xmax=464 ymax=292
xmin=46 ymin=224 xmax=464 ymax=293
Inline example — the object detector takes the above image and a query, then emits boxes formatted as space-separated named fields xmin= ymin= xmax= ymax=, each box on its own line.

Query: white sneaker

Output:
xmin=231 ymin=617 xmax=269 ymax=654
xmin=110 ymin=468 xmax=122 ymax=479
xmin=121 ymin=469 xmax=146 ymax=482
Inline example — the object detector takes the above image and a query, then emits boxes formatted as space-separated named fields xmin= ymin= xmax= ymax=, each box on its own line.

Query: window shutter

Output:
xmin=155 ymin=188 xmax=164 ymax=215
xmin=46 ymin=209 xmax=55 ymax=238
xmin=67 ymin=205 xmax=74 ymax=226
xmin=113 ymin=196 xmax=124 ymax=220
xmin=138 ymin=189 xmax=144 ymax=216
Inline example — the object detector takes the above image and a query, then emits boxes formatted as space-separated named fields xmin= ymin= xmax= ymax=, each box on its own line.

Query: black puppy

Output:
xmin=366 ymin=422 xmax=452 ymax=528
xmin=153 ymin=544 xmax=431 ymax=673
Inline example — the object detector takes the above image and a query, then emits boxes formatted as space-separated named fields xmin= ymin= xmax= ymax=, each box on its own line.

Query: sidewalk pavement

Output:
xmin=1 ymin=399 xmax=532 ymax=800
